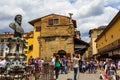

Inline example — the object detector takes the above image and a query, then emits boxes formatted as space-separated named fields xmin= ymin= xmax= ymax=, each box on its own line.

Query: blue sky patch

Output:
xmin=105 ymin=2 xmax=120 ymax=10
xmin=69 ymin=0 xmax=76 ymax=4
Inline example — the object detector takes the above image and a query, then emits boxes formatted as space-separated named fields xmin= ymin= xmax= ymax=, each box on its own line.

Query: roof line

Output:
xmin=95 ymin=11 xmax=120 ymax=42
xmin=28 ymin=13 xmax=70 ymax=26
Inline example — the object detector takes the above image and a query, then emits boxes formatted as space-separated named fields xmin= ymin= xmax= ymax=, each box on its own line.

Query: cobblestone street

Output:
xmin=58 ymin=70 xmax=101 ymax=80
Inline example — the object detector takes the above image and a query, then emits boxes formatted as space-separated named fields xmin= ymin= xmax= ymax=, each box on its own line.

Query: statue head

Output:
xmin=14 ymin=14 xmax=22 ymax=25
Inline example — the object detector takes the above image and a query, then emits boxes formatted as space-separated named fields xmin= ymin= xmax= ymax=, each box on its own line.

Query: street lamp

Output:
xmin=69 ymin=13 xmax=73 ymax=24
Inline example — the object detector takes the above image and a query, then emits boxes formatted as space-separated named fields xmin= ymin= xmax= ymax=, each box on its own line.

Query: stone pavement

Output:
xmin=21 ymin=70 xmax=102 ymax=80
xmin=58 ymin=70 xmax=101 ymax=80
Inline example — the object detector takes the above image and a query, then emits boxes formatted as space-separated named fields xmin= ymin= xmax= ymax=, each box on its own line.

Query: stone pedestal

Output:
xmin=6 ymin=37 xmax=26 ymax=74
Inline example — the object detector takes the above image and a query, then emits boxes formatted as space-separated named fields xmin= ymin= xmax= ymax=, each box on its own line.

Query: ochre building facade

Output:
xmin=96 ymin=11 xmax=120 ymax=60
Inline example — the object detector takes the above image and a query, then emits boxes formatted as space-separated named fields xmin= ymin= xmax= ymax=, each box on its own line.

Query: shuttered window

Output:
xmin=48 ymin=18 xmax=59 ymax=25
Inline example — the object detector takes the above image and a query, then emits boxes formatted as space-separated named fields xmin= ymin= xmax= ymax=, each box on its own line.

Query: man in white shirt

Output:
xmin=72 ymin=54 xmax=81 ymax=80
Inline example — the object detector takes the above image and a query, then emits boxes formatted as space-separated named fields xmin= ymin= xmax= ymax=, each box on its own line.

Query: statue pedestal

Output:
xmin=6 ymin=37 xmax=26 ymax=74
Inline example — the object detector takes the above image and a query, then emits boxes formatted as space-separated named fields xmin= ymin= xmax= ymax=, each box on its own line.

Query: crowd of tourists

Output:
xmin=27 ymin=54 xmax=118 ymax=80
xmin=0 ymin=55 xmax=120 ymax=80
xmin=50 ymin=55 xmax=120 ymax=80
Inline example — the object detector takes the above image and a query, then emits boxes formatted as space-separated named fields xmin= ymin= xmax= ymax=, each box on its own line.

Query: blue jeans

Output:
xmin=74 ymin=67 xmax=78 ymax=80
xmin=62 ymin=66 xmax=67 ymax=74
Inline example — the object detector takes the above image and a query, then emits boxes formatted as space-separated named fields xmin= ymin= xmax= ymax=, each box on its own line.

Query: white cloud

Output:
xmin=0 ymin=0 xmax=119 ymax=42
xmin=104 ymin=0 xmax=120 ymax=5
xmin=0 ymin=5 xmax=25 ymax=16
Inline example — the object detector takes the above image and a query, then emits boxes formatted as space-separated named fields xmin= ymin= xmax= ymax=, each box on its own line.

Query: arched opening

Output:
xmin=57 ymin=50 xmax=66 ymax=58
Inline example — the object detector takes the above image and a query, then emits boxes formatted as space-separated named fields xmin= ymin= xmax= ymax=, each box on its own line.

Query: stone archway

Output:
xmin=57 ymin=50 xmax=66 ymax=58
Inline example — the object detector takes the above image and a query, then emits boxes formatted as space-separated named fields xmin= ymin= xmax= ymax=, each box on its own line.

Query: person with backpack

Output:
xmin=104 ymin=58 xmax=116 ymax=80
xmin=54 ymin=55 xmax=61 ymax=80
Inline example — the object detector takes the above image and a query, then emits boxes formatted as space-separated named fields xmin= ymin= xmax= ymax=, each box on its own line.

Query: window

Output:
xmin=48 ymin=19 xmax=53 ymax=25
xmin=54 ymin=19 xmax=59 ymax=24
xmin=29 ymin=45 xmax=33 ymax=50
xmin=36 ymin=27 xmax=41 ymax=32
xmin=48 ymin=18 xmax=59 ymax=25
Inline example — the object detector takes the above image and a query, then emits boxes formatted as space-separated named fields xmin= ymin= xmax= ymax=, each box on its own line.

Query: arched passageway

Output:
xmin=57 ymin=50 xmax=66 ymax=58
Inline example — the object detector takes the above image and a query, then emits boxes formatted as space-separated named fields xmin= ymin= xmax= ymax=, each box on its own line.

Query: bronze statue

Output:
xmin=9 ymin=14 xmax=24 ymax=38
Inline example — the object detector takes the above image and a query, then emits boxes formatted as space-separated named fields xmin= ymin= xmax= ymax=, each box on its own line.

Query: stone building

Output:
xmin=29 ymin=14 xmax=76 ymax=58
xmin=96 ymin=11 xmax=120 ymax=60
xmin=29 ymin=13 xmax=88 ymax=59
xmin=88 ymin=26 xmax=105 ymax=59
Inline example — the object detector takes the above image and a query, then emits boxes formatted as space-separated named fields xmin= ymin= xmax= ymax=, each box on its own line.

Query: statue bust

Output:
xmin=9 ymin=14 xmax=24 ymax=38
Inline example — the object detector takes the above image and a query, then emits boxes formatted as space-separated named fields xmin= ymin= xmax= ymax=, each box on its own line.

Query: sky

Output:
xmin=0 ymin=0 xmax=120 ymax=42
